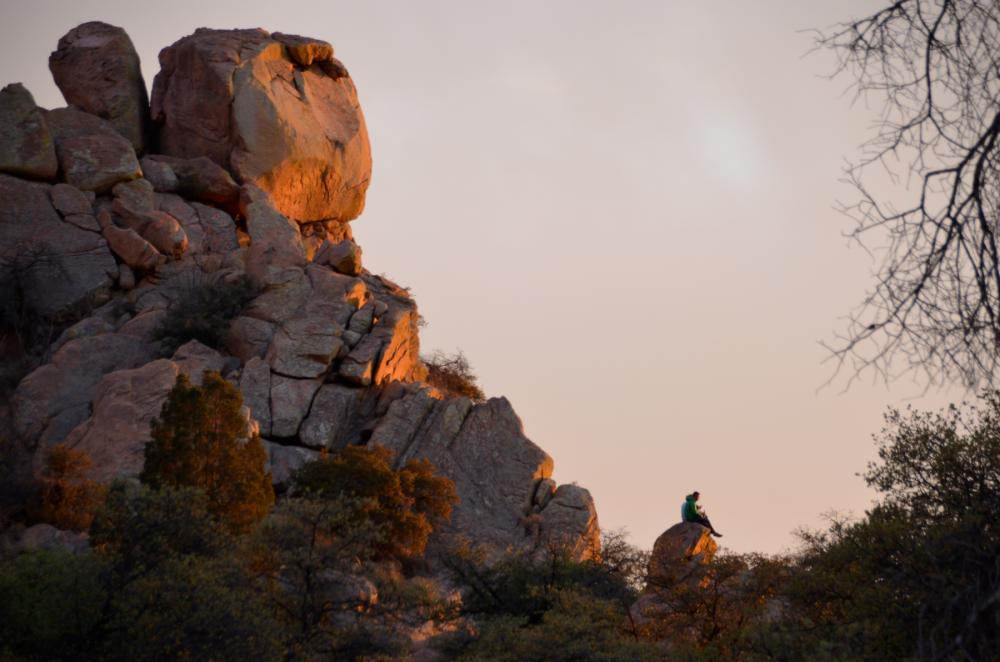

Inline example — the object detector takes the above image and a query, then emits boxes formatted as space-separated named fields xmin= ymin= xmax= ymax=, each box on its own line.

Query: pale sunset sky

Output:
xmin=0 ymin=0 xmax=961 ymax=554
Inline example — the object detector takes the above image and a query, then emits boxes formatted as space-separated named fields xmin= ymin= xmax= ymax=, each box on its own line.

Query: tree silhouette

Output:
xmin=819 ymin=1 xmax=1000 ymax=388
xmin=141 ymin=372 xmax=273 ymax=533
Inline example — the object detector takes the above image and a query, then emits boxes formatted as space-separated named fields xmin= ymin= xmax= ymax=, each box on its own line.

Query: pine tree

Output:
xmin=141 ymin=371 xmax=273 ymax=533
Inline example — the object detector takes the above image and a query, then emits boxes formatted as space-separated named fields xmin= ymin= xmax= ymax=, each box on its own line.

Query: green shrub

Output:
xmin=460 ymin=588 xmax=660 ymax=662
xmin=291 ymin=445 xmax=457 ymax=560
xmin=153 ymin=274 xmax=257 ymax=353
xmin=777 ymin=393 xmax=1000 ymax=660
xmin=423 ymin=350 xmax=485 ymax=402
xmin=141 ymin=371 xmax=274 ymax=534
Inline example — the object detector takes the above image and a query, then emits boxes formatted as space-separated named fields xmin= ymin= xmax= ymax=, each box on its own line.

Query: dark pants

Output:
xmin=687 ymin=514 xmax=717 ymax=533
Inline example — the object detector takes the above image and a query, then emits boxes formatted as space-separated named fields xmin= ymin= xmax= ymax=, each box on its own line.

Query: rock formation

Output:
xmin=0 ymin=84 xmax=58 ymax=179
xmin=0 ymin=23 xmax=598 ymax=561
xmin=49 ymin=21 xmax=151 ymax=153
xmin=646 ymin=522 xmax=718 ymax=589
xmin=629 ymin=522 xmax=718 ymax=628
xmin=151 ymin=29 xmax=371 ymax=227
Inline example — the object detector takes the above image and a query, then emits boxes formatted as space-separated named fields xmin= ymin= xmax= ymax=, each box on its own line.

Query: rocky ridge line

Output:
xmin=0 ymin=23 xmax=599 ymax=560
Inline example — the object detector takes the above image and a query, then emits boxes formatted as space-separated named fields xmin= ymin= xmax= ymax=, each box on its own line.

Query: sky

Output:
xmin=0 ymin=0 xmax=963 ymax=554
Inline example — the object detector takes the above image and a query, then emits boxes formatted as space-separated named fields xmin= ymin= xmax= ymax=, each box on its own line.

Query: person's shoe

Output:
xmin=711 ymin=531 xmax=723 ymax=537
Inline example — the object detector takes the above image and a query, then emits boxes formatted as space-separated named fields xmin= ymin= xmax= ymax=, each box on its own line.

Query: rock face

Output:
xmin=151 ymin=28 xmax=371 ymax=225
xmin=0 ymin=84 xmax=58 ymax=179
xmin=46 ymin=107 xmax=141 ymax=192
xmin=49 ymin=21 xmax=150 ymax=152
xmin=0 ymin=174 xmax=117 ymax=317
xmin=1 ymin=22 xmax=599 ymax=564
xmin=369 ymin=390 xmax=600 ymax=558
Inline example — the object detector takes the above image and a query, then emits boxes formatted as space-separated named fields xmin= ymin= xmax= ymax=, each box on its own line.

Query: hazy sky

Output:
xmin=1 ymin=0 xmax=962 ymax=553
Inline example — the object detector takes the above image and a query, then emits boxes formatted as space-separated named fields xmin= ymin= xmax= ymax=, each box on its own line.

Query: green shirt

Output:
xmin=682 ymin=495 xmax=700 ymax=522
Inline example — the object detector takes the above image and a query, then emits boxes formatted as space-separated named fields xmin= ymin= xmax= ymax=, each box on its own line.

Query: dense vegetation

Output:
xmin=291 ymin=444 xmax=458 ymax=561
xmin=142 ymin=372 xmax=273 ymax=534
xmin=2 ymin=372 xmax=999 ymax=658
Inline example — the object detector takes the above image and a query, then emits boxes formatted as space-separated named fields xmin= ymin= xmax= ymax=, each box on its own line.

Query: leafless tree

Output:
xmin=818 ymin=0 xmax=1000 ymax=389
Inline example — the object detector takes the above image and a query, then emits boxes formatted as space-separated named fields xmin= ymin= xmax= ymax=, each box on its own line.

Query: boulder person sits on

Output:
xmin=682 ymin=490 xmax=722 ymax=537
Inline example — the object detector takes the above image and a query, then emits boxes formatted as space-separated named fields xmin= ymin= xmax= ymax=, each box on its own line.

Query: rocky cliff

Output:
xmin=0 ymin=23 xmax=598 ymax=559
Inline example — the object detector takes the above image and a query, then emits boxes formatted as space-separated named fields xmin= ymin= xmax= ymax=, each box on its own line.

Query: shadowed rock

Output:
xmin=0 ymin=174 xmax=116 ymax=317
xmin=0 ymin=83 xmax=58 ymax=179
xmin=46 ymin=107 xmax=140 ymax=192
xmin=49 ymin=21 xmax=150 ymax=152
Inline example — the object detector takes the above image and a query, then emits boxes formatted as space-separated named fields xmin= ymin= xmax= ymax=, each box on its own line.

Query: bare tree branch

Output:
xmin=818 ymin=0 xmax=1000 ymax=389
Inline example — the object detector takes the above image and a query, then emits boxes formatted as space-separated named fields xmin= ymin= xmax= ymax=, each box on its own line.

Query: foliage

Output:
xmin=442 ymin=541 xmax=658 ymax=660
xmin=33 ymin=444 xmax=106 ymax=532
xmin=0 ymin=484 xmax=282 ymax=661
xmin=776 ymin=393 xmax=1000 ymax=659
xmin=90 ymin=481 xmax=226 ymax=563
xmin=449 ymin=544 xmax=639 ymax=622
xmin=423 ymin=350 xmax=485 ymax=402
xmin=0 ymin=549 xmax=107 ymax=659
xmin=153 ymin=273 xmax=257 ymax=353
xmin=599 ymin=528 xmax=651 ymax=594
xmin=817 ymin=1 xmax=1000 ymax=387
xmin=640 ymin=552 xmax=790 ymax=659
xmin=459 ymin=588 xmax=660 ymax=662
xmin=291 ymin=444 xmax=457 ymax=560
xmin=141 ymin=371 xmax=274 ymax=534
xmin=250 ymin=495 xmax=399 ymax=658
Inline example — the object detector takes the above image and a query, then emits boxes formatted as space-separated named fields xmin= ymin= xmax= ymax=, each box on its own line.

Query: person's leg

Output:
xmin=696 ymin=515 xmax=722 ymax=537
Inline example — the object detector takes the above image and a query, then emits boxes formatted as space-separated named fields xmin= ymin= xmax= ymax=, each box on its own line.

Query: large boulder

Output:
xmin=0 ymin=174 xmax=117 ymax=318
xmin=13 ymin=331 xmax=158 ymax=450
xmin=61 ymin=359 xmax=180 ymax=482
xmin=141 ymin=154 xmax=239 ymax=206
xmin=97 ymin=209 xmax=163 ymax=271
xmin=367 ymin=391 xmax=596 ymax=557
xmin=111 ymin=198 xmax=188 ymax=258
xmin=49 ymin=21 xmax=150 ymax=152
xmin=645 ymin=522 xmax=718 ymax=590
xmin=0 ymin=83 xmax=58 ymax=179
xmin=536 ymin=484 xmax=601 ymax=560
xmin=46 ymin=107 xmax=141 ymax=192
xmin=150 ymin=28 xmax=371 ymax=224
xmin=59 ymin=342 xmax=227 ymax=483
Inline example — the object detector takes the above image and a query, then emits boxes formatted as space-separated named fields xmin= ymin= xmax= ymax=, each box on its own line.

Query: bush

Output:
xmin=423 ymin=350 xmax=485 ymax=402
xmin=34 ymin=444 xmax=106 ymax=531
xmin=447 ymin=544 xmax=638 ymax=624
xmin=153 ymin=274 xmax=257 ymax=353
xmin=443 ymin=543 xmax=659 ymax=661
xmin=4 ymin=483 xmax=282 ymax=661
xmin=141 ymin=371 xmax=274 ymax=534
xmin=90 ymin=481 xmax=225 ymax=562
xmin=774 ymin=393 xmax=1000 ymax=659
xmin=460 ymin=588 xmax=660 ymax=662
xmin=291 ymin=445 xmax=457 ymax=560
xmin=0 ymin=549 xmax=106 ymax=659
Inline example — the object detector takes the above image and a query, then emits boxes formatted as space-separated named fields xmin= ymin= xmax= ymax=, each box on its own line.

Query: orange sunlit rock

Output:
xmin=151 ymin=28 xmax=370 ymax=226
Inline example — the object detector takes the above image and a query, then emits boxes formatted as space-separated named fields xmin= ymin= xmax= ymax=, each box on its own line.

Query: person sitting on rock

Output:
xmin=681 ymin=491 xmax=722 ymax=537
